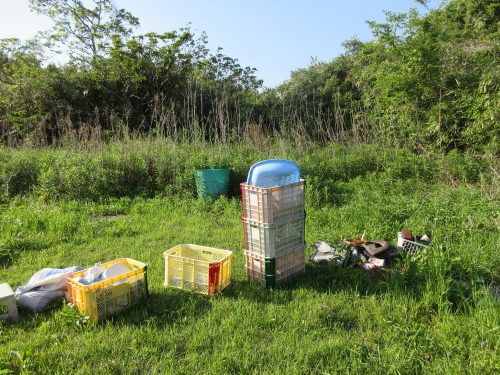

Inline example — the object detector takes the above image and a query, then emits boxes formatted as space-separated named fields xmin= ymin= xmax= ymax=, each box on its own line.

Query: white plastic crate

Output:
xmin=241 ymin=180 xmax=304 ymax=224
xmin=397 ymin=232 xmax=430 ymax=254
xmin=243 ymin=216 xmax=305 ymax=258
xmin=244 ymin=245 xmax=305 ymax=287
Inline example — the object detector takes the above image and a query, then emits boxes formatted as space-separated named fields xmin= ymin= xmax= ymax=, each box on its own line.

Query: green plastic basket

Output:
xmin=194 ymin=169 xmax=230 ymax=200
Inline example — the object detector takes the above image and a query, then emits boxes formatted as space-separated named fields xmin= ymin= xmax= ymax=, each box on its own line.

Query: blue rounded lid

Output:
xmin=247 ymin=159 xmax=300 ymax=187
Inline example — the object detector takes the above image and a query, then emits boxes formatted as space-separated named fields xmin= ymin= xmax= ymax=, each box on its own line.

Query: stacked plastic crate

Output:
xmin=241 ymin=160 xmax=305 ymax=287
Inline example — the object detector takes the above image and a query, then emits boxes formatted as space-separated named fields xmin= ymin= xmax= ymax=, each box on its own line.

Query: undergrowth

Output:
xmin=0 ymin=141 xmax=496 ymax=203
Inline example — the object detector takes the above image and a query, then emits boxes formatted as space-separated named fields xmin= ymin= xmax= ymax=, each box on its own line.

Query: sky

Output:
xmin=0 ymin=0 xmax=443 ymax=88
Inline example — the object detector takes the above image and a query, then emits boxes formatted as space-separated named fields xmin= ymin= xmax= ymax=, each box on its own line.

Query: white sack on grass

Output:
xmin=16 ymin=266 xmax=83 ymax=312
xmin=16 ymin=289 xmax=66 ymax=313
xmin=16 ymin=266 xmax=84 ymax=293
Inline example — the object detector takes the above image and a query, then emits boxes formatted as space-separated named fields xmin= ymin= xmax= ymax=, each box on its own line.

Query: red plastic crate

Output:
xmin=244 ymin=245 xmax=305 ymax=287
xmin=241 ymin=180 xmax=304 ymax=224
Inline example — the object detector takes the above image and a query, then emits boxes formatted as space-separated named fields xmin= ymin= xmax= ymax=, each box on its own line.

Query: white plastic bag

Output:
xmin=80 ymin=263 xmax=106 ymax=284
xmin=16 ymin=266 xmax=83 ymax=312
xmin=16 ymin=289 xmax=65 ymax=312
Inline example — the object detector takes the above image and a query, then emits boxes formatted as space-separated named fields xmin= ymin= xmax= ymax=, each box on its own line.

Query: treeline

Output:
xmin=0 ymin=0 xmax=498 ymax=152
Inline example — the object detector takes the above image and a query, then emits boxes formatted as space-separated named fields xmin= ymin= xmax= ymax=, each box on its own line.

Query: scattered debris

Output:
xmin=369 ymin=257 xmax=385 ymax=268
xmin=310 ymin=236 xmax=401 ymax=271
xmin=309 ymin=240 xmax=352 ymax=267
xmin=361 ymin=240 xmax=390 ymax=256
xmin=397 ymin=229 xmax=431 ymax=254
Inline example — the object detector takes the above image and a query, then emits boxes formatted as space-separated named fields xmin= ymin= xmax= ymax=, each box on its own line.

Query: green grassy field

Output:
xmin=1 ymin=142 xmax=499 ymax=374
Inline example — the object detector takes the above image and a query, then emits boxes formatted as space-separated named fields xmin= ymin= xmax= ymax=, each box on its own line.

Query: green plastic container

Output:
xmin=265 ymin=258 xmax=277 ymax=288
xmin=194 ymin=169 xmax=230 ymax=200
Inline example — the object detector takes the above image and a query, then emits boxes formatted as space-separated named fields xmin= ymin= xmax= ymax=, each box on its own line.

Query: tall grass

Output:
xmin=0 ymin=140 xmax=496 ymax=203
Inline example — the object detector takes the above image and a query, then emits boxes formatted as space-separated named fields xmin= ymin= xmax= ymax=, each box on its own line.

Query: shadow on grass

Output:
xmin=4 ymin=290 xmax=212 ymax=330
xmin=17 ymin=261 xmax=487 ymax=327
xmin=224 ymin=261 xmax=430 ymax=303
xmin=322 ymin=182 xmax=355 ymax=208
xmin=109 ymin=288 xmax=212 ymax=327
xmin=222 ymin=279 xmax=294 ymax=305
xmin=259 ymin=261 xmax=486 ymax=315
xmin=291 ymin=263 xmax=410 ymax=295
xmin=98 ymin=259 xmax=487 ymax=327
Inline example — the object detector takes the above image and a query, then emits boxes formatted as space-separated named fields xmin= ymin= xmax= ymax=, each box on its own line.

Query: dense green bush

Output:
xmin=0 ymin=151 xmax=39 ymax=198
xmin=0 ymin=0 xmax=497 ymax=152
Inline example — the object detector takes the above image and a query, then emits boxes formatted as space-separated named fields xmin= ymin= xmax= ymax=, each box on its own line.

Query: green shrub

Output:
xmin=0 ymin=151 xmax=40 ymax=198
xmin=0 ymin=141 xmax=497 ymax=203
xmin=437 ymin=150 xmax=488 ymax=184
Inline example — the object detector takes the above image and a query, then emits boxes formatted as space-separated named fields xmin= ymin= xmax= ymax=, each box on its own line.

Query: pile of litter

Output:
xmin=309 ymin=230 xmax=431 ymax=271
xmin=397 ymin=230 xmax=432 ymax=254
xmin=309 ymin=239 xmax=400 ymax=270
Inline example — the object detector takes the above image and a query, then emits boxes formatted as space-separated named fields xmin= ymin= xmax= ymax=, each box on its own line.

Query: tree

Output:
xmin=0 ymin=38 xmax=55 ymax=143
xmin=29 ymin=0 xmax=139 ymax=64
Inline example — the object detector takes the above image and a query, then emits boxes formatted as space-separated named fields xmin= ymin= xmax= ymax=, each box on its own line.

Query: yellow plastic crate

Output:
xmin=67 ymin=258 xmax=148 ymax=321
xmin=163 ymin=244 xmax=233 ymax=296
